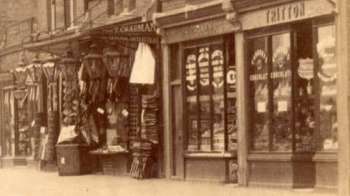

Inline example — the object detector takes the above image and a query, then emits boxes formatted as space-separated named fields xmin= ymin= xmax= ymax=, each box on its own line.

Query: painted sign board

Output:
xmin=240 ymin=0 xmax=335 ymax=30
xmin=164 ymin=17 xmax=238 ymax=44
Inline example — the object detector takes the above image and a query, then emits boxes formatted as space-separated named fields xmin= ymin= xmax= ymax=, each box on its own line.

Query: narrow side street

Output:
xmin=0 ymin=168 xmax=336 ymax=196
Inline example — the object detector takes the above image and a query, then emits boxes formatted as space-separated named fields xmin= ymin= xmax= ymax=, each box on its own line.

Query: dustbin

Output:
xmin=56 ymin=144 xmax=92 ymax=176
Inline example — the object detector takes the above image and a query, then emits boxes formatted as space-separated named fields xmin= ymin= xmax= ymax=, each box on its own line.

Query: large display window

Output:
xmin=248 ymin=20 xmax=336 ymax=152
xmin=183 ymin=36 xmax=237 ymax=152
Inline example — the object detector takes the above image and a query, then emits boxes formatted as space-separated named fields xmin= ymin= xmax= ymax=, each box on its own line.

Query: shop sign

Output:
xmin=113 ymin=21 xmax=156 ymax=34
xmin=298 ymin=58 xmax=314 ymax=80
xmin=164 ymin=18 xmax=238 ymax=44
xmin=96 ymin=34 xmax=159 ymax=44
xmin=240 ymin=0 xmax=335 ymax=30
xmin=93 ymin=21 xmax=158 ymax=44
xmin=266 ymin=2 xmax=305 ymax=25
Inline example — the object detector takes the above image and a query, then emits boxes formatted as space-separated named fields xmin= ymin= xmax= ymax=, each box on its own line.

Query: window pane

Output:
xmin=198 ymin=46 xmax=211 ymax=151
xmin=317 ymin=25 xmax=337 ymax=151
xmin=211 ymin=45 xmax=225 ymax=151
xmin=271 ymin=33 xmax=292 ymax=152
xmin=249 ymin=37 xmax=269 ymax=151
xmin=227 ymin=64 xmax=237 ymax=151
xmin=185 ymin=48 xmax=199 ymax=151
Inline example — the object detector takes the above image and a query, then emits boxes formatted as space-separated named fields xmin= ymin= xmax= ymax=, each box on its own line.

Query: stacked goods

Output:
xmin=127 ymin=86 xmax=141 ymax=148
xmin=140 ymin=95 xmax=159 ymax=144
xmin=129 ymin=141 xmax=155 ymax=179
xmin=44 ymin=111 xmax=59 ymax=161
xmin=129 ymin=95 xmax=159 ymax=179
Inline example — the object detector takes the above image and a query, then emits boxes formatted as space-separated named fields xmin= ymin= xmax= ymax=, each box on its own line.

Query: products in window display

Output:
xmin=212 ymin=49 xmax=224 ymax=88
xmin=184 ymin=43 xmax=237 ymax=152
xmin=198 ymin=47 xmax=210 ymax=87
xmin=186 ymin=54 xmax=197 ymax=91
xmin=250 ymin=45 xmax=269 ymax=151
xmin=251 ymin=49 xmax=268 ymax=69
xmin=317 ymin=26 xmax=337 ymax=151
xmin=271 ymin=40 xmax=292 ymax=152
xmin=253 ymin=123 xmax=269 ymax=150
xmin=317 ymin=37 xmax=336 ymax=82
xmin=226 ymin=65 xmax=237 ymax=89
xmin=298 ymin=58 xmax=314 ymax=95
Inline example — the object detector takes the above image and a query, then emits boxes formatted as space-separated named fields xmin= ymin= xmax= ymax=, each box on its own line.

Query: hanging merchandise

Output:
xmin=129 ymin=42 xmax=156 ymax=84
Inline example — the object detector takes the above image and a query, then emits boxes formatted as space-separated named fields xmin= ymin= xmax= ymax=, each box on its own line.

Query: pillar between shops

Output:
xmin=336 ymin=0 xmax=350 ymax=195
xmin=161 ymin=43 xmax=172 ymax=179
xmin=235 ymin=32 xmax=248 ymax=186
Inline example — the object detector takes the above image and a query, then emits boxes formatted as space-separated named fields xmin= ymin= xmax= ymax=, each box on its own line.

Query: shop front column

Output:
xmin=235 ymin=32 xmax=248 ymax=186
xmin=337 ymin=0 xmax=350 ymax=195
xmin=161 ymin=43 xmax=172 ymax=179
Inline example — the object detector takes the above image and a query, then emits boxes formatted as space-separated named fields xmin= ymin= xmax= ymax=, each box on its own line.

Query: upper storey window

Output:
xmin=108 ymin=0 xmax=136 ymax=16
xmin=64 ymin=0 xmax=76 ymax=28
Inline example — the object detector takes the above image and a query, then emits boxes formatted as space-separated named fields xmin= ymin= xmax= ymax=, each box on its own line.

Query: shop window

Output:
xmin=317 ymin=24 xmax=337 ymax=151
xmin=184 ymin=36 xmax=237 ymax=152
xmin=248 ymin=21 xmax=336 ymax=152
xmin=108 ymin=0 xmax=135 ymax=16
xmin=48 ymin=0 xmax=56 ymax=31
xmin=64 ymin=0 xmax=76 ymax=28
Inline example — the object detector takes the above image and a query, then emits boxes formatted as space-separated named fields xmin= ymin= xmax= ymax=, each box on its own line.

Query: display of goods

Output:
xmin=298 ymin=58 xmax=314 ymax=80
xmin=45 ymin=111 xmax=59 ymax=162
xmin=129 ymin=94 xmax=159 ymax=179
xmin=61 ymin=80 xmax=80 ymax=127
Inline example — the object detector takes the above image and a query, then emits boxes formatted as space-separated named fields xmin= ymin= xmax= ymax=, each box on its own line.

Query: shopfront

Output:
xmin=240 ymin=0 xmax=337 ymax=189
xmin=155 ymin=0 xmax=337 ymax=189
xmin=1 ymin=55 xmax=47 ymax=167
xmin=24 ymin=16 xmax=163 ymax=177
xmin=154 ymin=1 xmax=240 ymax=183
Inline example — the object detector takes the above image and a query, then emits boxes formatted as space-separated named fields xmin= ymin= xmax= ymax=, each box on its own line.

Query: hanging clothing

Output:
xmin=129 ymin=42 xmax=156 ymax=84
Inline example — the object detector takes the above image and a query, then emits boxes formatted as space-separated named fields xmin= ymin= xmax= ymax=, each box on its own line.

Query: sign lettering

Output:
xmin=240 ymin=0 xmax=335 ymax=30
xmin=266 ymin=2 xmax=305 ymax=25
xmin=113 ymin=21 xmax=156 ymax=34
xmin=165 ymin=18 xmax=237 ymax=43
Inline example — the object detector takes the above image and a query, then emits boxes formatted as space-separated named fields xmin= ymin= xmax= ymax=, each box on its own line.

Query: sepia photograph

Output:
xmin=0 ymin=0 xmax=345 ymax=195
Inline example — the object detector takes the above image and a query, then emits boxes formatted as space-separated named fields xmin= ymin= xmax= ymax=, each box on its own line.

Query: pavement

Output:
xmin=0 ymin=167 xmax=337 ymax=196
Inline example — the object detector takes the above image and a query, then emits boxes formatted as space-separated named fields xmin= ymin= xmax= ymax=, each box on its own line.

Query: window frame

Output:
xmin=246 ymin=18 xmax=336 ymax=153
xmin=181 ymin=35 xmax=237 ymax=153
xmin=48 ymin=0 xmax=57 ymax=31
xmin=64 ymin=0 xmax=76 ymax=28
